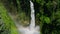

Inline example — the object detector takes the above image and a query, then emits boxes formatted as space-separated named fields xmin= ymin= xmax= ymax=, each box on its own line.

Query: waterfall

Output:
xmin=30 ymin=1 xmax=35 ymax=29
xmin=18 ymin=1 xmax=40 ymax=34
xmin=8 ymin=0 xmax=40 ymax=34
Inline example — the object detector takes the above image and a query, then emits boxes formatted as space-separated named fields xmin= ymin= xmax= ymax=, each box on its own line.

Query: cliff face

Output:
xmin=0 ymin=0 xmax=60 ymax=34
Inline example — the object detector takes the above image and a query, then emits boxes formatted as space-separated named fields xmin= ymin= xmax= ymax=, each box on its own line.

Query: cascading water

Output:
xmin=18 ymin=1 xmax=40 ymax=34
xmin=9 ymin=0 xmax=40 ymax=34
xmin=30 ymin=1 xmax=35 ymax=29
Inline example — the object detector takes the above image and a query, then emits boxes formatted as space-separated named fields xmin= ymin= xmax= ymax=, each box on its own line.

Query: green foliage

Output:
xmin=44 ymin=17 xmax=50 ymax=24
xmin=40 ymin=16 xmax=50 ymax=24
xmin=0 ymin=2 xmax=18 ymax=34
xmin=36 ymin=0 xmax=41 ymax=3
xmin=0 ymin=0 xmax=60 ymax=34
xmin=33 ymin=0 xmax=60 ymax=34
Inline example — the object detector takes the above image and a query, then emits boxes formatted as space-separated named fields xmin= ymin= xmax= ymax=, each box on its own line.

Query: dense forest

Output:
xmin=0 ymin=0 xmax=60 ymax=34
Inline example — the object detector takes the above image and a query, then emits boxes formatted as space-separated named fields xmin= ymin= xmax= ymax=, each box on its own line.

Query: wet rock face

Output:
xmin=20 ymin=0 xmax=31 ymax=16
